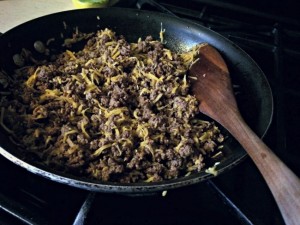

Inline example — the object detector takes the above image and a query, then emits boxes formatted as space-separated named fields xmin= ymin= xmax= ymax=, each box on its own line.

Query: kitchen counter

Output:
xmin=0 ymin=0 xmax=76 ymax=33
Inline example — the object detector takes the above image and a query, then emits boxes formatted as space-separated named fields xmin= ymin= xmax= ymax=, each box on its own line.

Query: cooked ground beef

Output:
xmin=0 ymin=28 xmax=224 ymax=183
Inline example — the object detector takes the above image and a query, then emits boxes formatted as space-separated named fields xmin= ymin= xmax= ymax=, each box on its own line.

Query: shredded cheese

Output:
xmin=93 ymin=143 xmax=113 ymax=157
xmin=205 ymin=162 xmax=220 ymax=176
xmin=25 ymin=68 xmax=40 ymax=88
xmin=65 ymin=50 xmax=77 ymax=60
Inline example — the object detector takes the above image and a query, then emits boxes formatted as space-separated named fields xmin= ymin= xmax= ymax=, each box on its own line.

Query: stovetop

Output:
xmin=0 ymin=1 xmax=299 ymax=225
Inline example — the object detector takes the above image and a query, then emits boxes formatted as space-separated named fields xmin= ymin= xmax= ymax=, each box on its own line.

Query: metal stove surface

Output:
xmin=0 ymin=1 xmax=299 ymax=225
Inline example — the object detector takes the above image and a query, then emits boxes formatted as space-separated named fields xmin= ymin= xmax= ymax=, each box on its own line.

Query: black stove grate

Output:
xmin=1 ymin=1 xmax=299 ymax=224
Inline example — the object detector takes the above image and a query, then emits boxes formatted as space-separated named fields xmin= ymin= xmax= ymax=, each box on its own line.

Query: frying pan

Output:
xmin=0 ymin=8 xmax=273 ymax=193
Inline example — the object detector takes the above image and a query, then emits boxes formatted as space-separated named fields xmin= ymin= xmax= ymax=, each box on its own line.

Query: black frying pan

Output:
xmin=0 ymin=8 xmax=273 ymax=193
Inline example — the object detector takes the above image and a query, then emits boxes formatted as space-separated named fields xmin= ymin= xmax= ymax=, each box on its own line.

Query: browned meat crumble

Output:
xmin=0 ymin=28 xmax=224 ymax=183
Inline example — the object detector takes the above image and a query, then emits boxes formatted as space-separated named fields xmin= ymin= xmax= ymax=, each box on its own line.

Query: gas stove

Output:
xmin=0 ymin=1 xmax=299 ymax=224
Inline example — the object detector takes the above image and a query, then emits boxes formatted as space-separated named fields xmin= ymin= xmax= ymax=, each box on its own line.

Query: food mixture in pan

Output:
xmin=0 ymin=28 xmax=224 ymax=183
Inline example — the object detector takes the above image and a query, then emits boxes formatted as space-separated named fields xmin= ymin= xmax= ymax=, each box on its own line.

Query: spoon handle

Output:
xmin=224 ymin=112 xmax=300 ymax=225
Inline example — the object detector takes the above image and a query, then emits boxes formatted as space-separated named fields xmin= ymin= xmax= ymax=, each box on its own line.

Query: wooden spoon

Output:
xmin=189 ymin=43 xmax=300 ymax=225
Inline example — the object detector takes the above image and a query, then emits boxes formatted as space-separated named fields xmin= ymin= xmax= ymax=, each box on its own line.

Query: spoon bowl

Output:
xmin=189 ymin=43 xmax=300 ymax=225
